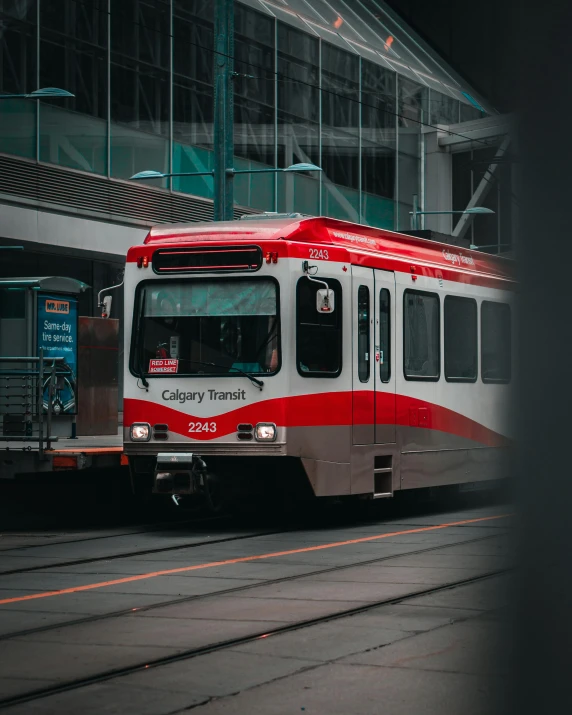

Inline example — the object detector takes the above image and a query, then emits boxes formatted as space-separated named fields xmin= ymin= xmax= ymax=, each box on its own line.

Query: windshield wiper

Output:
xmin=135 ymin=290 xmax=149 ymax=389
xmin=188 ymin=359 xmax=264 ymax=390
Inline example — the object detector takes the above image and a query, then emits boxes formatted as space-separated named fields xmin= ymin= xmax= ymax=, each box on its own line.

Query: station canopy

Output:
xmin=242 ymin=0 xmax=492 ymax=113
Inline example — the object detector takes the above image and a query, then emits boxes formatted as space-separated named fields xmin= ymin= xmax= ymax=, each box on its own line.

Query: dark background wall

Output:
xmin=385 ymin=0 xmax=517 ymax=251
xmin=384 ymin=0 xmax=513 ymax=111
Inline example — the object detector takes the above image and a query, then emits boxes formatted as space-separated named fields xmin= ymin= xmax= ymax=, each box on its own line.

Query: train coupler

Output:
xmin=153 ymin=452 xmax=207 ymax=496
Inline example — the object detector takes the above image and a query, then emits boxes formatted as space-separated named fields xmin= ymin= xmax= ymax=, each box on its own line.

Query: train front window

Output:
xmin=132 ymin=279 xmax=279 ymax=377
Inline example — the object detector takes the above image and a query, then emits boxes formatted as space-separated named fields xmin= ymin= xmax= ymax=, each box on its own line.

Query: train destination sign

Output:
xmin=149 ymin=359 xmax=179 ymax=374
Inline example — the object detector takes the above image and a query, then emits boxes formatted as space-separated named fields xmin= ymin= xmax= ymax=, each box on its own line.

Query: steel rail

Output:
xmin=0 ymin=566 xmax=508 ymax=709
xmin=0 ymin=531 xmax=507 ymax=643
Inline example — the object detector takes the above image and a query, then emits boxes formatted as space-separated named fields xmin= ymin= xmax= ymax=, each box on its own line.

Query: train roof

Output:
xmin=137 ymin=216 xmax=513 ymax=283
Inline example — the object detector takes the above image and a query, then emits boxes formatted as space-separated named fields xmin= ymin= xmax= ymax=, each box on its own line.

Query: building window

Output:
xmin=277 ymin=22 xmax=320 ymax=216
xmin=403 ymin=290 xmax=440 ymax=380
xmin=321 ymin=43 xmax=360 ymax=192
xmin=431 ymin=91 xmax=460 ymax=125
xmin=481 ymin=301 xmax=511 ymax=383
xmin=110 ymin=0 xmax=171 ymax=181
xmin=444 ymin=296 xmax=477 ymax=382
xmin=357 ymin=285 xmax=370 ymax=382
xmin=379 ymin=288 xmax=391 ymax=382
xmin=296 ymin=277 xmax=342 ymax=377
xmin=0 ymin=2 xmax=38 ymax=160
xmin=397 ymin=78 xmax=427 ymax=230
xmin=362 ymin=61 xmax=396 ymax=202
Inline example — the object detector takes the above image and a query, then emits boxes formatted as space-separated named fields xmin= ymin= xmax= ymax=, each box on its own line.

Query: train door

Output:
xmin=374 ymin=269 xmax=396 ymax=444
xmin=352 ymin=267 xmax=375 ymax=445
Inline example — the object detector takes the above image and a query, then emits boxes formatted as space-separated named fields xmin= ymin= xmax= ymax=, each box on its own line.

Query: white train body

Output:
xmin=123 ymin=216 xmax=514 ymax=503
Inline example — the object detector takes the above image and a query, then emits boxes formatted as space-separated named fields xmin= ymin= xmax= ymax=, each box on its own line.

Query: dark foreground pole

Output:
xmin=509 ymin=2 xmax=572 ymax=713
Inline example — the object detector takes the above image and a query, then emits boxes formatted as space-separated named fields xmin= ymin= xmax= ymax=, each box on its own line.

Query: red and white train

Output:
xmin=123 ymin=214 xmax=514 ymax=509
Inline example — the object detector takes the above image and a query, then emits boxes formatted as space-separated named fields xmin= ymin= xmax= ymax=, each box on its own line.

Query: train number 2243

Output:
xmin=188 ymin=421 xmax=217 ymax=433
xmin=309 ymin=248 xmax=329 ymax=260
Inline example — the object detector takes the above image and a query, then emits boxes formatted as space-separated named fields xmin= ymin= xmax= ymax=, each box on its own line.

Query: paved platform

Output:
xmin=0 ymin=502 xmax=513 ymax=714
xmin=3 ymin=429 xmax=122 ymax=453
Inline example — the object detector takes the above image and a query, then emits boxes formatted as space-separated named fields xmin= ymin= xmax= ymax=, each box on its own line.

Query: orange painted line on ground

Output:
xmin=0 ymin=514 xmax=510 ymax=606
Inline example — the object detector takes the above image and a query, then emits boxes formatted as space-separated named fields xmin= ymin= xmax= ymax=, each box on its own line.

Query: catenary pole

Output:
xmin=213 ymin=0 xmax=234 ymax=221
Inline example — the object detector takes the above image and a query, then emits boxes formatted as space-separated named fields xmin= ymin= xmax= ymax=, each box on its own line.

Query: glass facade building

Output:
xmin=0 ymin=0 xmax=489 ymax=231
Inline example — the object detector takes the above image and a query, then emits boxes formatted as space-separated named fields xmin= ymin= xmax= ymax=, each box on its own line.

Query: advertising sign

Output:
xmin=37 ymin=293 xmax=78 ymax=414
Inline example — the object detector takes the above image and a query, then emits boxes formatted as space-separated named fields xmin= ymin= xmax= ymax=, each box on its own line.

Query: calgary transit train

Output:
xmin=124 ymin=214 xmax=514 ymax=510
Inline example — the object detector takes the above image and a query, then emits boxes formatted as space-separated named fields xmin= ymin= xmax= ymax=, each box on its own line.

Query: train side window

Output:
xmin=481 ymin=301 xmax=511 ymax=383
xmin=357 ymin=285 xmax=370 ymax=382
xmin=444 ymin=296 xmax=477 ymax=382
xmin=296 ymin=277 xmax=342 ymax=377
xmin=403 ymin=290 xmax=440 ymax=380
xmin=379 ymin=288 xmax=390 ymax=382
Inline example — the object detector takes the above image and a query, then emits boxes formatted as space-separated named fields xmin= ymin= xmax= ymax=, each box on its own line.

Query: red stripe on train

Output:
xmin=124 ymin=392 xmax=509 ymax=447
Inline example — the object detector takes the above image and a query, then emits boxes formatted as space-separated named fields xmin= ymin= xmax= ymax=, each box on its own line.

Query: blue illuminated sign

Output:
xmin=37 ymin=293 xmax=78 ymax=415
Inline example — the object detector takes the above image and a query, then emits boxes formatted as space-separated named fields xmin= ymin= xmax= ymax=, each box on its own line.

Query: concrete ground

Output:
xmin=0 ymin=498 xmax=513 ymax=714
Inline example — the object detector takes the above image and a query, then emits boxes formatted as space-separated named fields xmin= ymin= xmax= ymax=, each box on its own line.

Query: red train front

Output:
xmin=124 ymin=215 xmax=514 ymax=510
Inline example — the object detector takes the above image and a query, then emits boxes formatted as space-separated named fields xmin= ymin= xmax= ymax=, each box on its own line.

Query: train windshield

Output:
xmin=132 ymin=279 xmax=279 ymax=377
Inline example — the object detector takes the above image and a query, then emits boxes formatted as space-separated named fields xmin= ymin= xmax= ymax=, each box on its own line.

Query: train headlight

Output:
xmin=130 ymin=423 xmax=151 ymax=441
xmin=255 ymin=423 xmax=277 ymax=442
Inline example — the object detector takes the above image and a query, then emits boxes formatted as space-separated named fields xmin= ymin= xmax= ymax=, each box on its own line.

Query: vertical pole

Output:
xmin=46 ymin=360 xmax=55 ymax=452
xmin=394 ymin=74 xmax=399 ymax=230
xmin=36 ymin=0 xmax=40 ymax=162
xmin=213 ymin=0 xmax=234 ymax=221
xmin=420 ymin=90 xmax=427 ymax=231
xmin=274 ymin=19 xmax=278 ymax=212
xmin=106 ymin=0 xmax=111 ymax=177
xmin=37 ymin=350 xmax=44 ymax=461
xmin=358 ymin=56 xmax=362 ymax=225
xmin=318 ymin=39 xmax=323 ymax=217
xmin=470 ymin=148 xmax=474 ymax=246
xmin=168 ymin=0 xmax=174 ymax=191
xmin=411 ymin=193 xmax=419 ymax=230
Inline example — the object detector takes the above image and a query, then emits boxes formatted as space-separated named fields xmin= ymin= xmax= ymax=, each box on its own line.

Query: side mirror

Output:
xmin=316 ymin=288 xmax=335 ymax=314
xmin=101 ymin=295 xmax=112 ymax=318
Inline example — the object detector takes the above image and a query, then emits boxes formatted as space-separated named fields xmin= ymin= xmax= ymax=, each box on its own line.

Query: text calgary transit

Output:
xmin=162 ymin=389 xmax=247 ymax=404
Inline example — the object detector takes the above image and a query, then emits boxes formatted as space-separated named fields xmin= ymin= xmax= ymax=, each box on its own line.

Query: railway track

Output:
xmin=0 ymin=565 xmax=508 ymax=709
xmin=0 ymin=530 xmax=505 ymax=643
xmin=0 ymin=514 xmax=227 ymax=553
xmin=0 ymin=525 xmax=293 ymax=577
xmin=0 ymin=495 xmax=506 ymax=577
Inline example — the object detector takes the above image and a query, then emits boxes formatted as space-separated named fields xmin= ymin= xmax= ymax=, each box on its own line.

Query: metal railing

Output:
xmin=0 ymin=350 xmax=73 ymax=460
